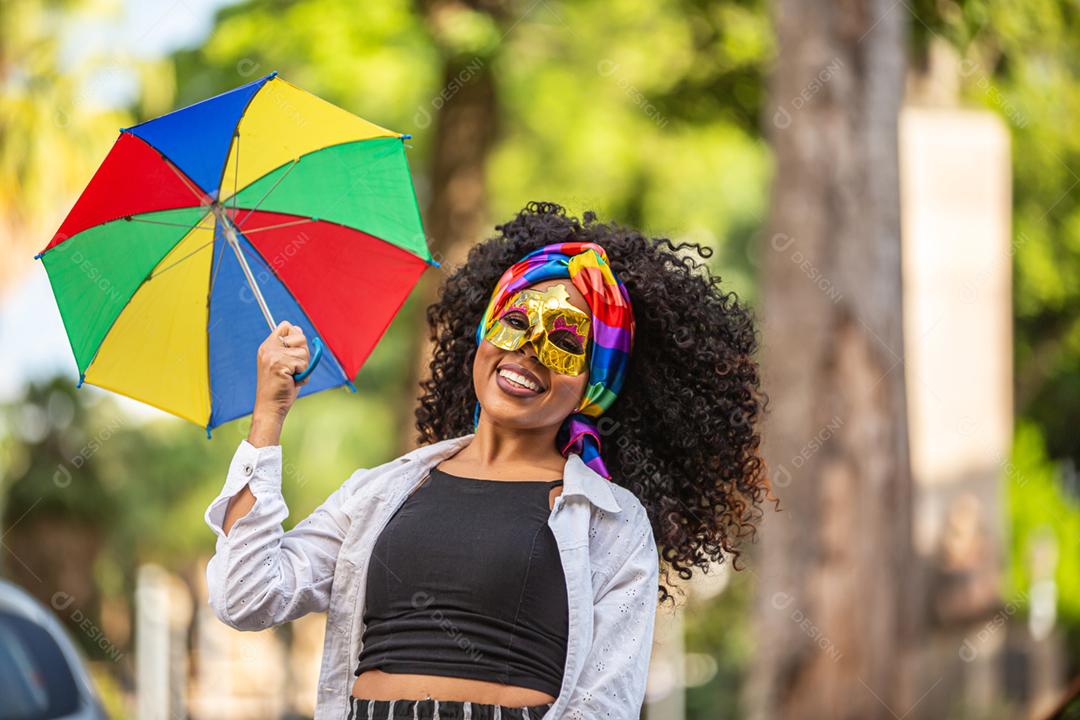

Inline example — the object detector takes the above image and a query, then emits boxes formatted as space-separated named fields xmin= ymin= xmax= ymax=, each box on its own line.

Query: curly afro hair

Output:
xmin=416 ymin=201 xmax=769 ymax=605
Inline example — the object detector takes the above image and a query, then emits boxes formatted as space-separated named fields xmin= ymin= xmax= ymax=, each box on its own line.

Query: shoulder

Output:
xmin=593 ymin=480 xmax=652 ymax=536
xmin=587 ymin=482 xmax=657 ymax=588
xmin=341 ymin=435 xmax=473 ymax=498
xmin=333 ymin=451 xmax=413 ymax=506
xmin=609 ymin=482 xmax=649 ymax=520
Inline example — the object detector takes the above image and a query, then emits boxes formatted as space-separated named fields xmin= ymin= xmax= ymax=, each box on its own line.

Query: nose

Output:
xmin=517 ymin=337 xmax=542 ymax=363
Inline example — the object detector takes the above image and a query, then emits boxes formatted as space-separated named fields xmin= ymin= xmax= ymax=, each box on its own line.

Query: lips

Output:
xmin=496 ymin=362 xmax=548 ymax=390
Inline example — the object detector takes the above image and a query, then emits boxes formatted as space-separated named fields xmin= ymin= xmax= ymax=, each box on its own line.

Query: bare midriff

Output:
xmin=351 ymin=670 xmax=557 ymax=705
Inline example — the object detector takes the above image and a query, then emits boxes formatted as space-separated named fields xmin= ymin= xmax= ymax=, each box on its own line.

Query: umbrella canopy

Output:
xmin=35 ymin=71 xmax=435 ymax=435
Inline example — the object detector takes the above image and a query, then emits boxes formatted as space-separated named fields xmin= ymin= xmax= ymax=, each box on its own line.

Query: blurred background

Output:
xmin=1 ymin=0 xmax=1078 ymax=718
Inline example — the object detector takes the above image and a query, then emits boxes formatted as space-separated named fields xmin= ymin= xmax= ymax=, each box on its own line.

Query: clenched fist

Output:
xmin=248 ymin=321 xmax=311 ymax=446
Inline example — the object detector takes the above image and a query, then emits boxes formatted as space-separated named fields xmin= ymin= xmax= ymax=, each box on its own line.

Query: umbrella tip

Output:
xmin=33 ymin=252 xmax=42 ymax=260
xmin=346 ymin=380 xmax=357 ymax=393
xmin=429 ymin=257 xmax=442 ymax=269
xmin=269 ymin=70 xmax=279 ymax=79
xmin=401 ymin=133 xmax=412 ymax=140
xmin=206 ymin=427 xmax=213 ymax=439
xmin=76 ymin=373 xmax=85 ymax=389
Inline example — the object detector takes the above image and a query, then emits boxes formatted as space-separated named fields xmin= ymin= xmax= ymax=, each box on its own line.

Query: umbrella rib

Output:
xmin=128 ymin=218 xmax=215 ymax=230
xmin=234 ymin=158 xmax=299 ymax=228
xmin=147 ymin=238 xmax=215 ymax=280
xmin=163 ymin=155 xmax=211 ymax=204
xmin=231 ymin=131 xmax=241 ymax=217
xmin=240 ymin=218 xmax=315 ymax=234
xmin=209 ymin=227 xmax=227 ymax=295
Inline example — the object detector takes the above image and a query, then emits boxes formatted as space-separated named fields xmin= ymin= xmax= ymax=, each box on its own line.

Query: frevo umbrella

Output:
xmin=35 ymin=71 xmax=435 ymax=436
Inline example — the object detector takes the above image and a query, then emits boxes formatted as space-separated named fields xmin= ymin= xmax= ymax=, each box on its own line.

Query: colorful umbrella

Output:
xmin=35 ymin=71 xmax=435 ymax=435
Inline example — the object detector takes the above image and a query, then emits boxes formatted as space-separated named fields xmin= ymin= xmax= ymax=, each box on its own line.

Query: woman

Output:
xmin=203 ymin=202 xmax=768 ymax=720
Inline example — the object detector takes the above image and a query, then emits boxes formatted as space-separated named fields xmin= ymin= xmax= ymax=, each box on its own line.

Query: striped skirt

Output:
xmin=348 ymin=697 xmax=553 ymax=719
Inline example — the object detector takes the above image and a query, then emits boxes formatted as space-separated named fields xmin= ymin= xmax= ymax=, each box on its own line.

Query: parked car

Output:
xmin=0 ymin=579 xmax=107 ymax=720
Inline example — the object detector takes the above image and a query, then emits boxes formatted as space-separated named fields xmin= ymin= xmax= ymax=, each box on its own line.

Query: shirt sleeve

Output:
xmin=564 ymin=504 xmax=659 ymax=720
xmin=203 ymin=439 xmax=365 ymax=631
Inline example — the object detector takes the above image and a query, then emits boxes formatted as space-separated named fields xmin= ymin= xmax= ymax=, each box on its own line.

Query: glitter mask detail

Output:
xmin=483 ymin=284 xmax=591 ymax=377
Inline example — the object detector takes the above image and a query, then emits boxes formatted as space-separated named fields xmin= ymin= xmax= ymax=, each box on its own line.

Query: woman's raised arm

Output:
xmin=203 ymin=438 xmax=368 ymax=631
xmin=221 ymin=320 xmax=310 ymax=535
xmin=203 ymin=321 xmax=358 ymax=631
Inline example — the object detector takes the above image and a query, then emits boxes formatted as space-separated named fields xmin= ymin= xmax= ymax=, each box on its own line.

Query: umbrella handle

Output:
xmin=294 ymin=337 xmax=324 ymax=383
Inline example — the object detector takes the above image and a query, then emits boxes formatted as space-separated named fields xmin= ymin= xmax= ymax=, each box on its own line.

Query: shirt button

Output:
xmin=241 ymin=462 xmax=254 ymax=477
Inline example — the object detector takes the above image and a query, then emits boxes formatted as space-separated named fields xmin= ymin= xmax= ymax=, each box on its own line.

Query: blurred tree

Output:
xmin=413 ymin=0 xmax=504 ymax=267
xmin=1 ymin=379 xmax=122 ymax=663
xmin=481 ymin=0 xmax=770 ymax=300
xmin=750 ymin=1 xmax=914 ymax=719
xmin=649 ymin=0 xmax=770 ymax=135
xmin=0 ymin=0 xmax=145 ymax=293
xmin=399 ymin=0 xmax=507 ymax=451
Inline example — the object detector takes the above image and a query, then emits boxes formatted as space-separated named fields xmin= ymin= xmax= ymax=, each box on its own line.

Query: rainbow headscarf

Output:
xmin=473 ymin=241 xmax=635 ymax=479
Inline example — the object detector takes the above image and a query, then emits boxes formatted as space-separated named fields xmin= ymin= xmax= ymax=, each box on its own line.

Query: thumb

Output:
xmin=273 ymin=320 xmax=292 ymax=339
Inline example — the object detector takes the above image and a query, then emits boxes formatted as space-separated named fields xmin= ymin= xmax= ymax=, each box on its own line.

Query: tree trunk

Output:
xmin=749 ymin=1 xmax=915 ymax=719
xmin=396 ymin=1 xmax=504 ymax=453
xmin=398 ymin=51 xmax=498 ymax=453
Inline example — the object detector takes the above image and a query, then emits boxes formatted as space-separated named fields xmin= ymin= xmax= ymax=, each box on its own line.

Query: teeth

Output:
xmin=499 ymin=368 xmax=542 ymax=392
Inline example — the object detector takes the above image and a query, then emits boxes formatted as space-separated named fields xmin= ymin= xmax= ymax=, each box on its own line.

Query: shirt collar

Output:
xmin=401 ymin=433 xmax=622 ymax=514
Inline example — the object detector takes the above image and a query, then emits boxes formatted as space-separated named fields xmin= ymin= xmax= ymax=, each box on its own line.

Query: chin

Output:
xmin=477 ymin=390 xmax=558 ymax=432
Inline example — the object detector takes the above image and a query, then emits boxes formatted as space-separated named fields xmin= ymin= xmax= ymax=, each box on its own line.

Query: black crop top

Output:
xmin=353 ymin=467 xmax=569 ymax=697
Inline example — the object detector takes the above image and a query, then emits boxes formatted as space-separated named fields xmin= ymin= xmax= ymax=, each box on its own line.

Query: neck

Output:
xmin=464 ymin=412 xmax=566 ymax=472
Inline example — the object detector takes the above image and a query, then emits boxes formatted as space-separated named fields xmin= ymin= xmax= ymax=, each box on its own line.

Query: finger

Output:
xmin=279 ymin=326 xmax=305 ymax=348
xmin=281 ymin=347 xmax=310 ymax=362
xmin=271 ymin=355 xmax=306 ymax=377
xmin=279 ymin=328 xmax=306 ymax=348
xmin=273 ymin=320 xmax=292 ymax=340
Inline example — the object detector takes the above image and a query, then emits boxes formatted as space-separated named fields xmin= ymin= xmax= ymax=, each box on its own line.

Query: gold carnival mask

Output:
xmin=483 ymin=284 xmax=591 ymax=376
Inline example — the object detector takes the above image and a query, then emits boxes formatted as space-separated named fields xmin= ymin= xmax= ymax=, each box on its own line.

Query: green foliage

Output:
xmin=0 ymin=0 xmax=136 ymax=234
xmin=1004 ymin=420 xmax=1080 ymax=625
xmin=168 ymin=0 xmax=438 ymax=138
xmin=162 ymin=0 xmax=773 ymax=302
xmin=683 ymin=570 xmax=755 ymax=720
xmin=485 ymin=0 xmax=771 ymax=301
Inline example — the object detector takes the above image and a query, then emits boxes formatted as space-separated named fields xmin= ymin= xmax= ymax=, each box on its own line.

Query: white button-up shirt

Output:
xmin=203 ymin=433 xmax=659 ymax=720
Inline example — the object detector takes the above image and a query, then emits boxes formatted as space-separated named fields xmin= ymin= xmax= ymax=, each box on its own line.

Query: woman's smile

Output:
xmin=495 ymin=361 xmax=547 ymax=396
